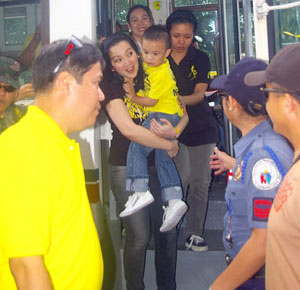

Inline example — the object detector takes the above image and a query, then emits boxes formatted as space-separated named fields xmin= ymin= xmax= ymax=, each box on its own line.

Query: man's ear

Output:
xmin=165 ymin=48 xmax=171 ymax=58
xmin=54 ymin=71 xmax=75 ymax=93
xmin=228 ymin=95 xmax=236 ymax=108
xmin=285 ymin=93 xmax=299 ymax=117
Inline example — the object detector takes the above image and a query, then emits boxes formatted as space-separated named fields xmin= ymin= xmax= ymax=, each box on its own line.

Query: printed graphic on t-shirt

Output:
xmin=273 ymin=178 xmax=293 ymax=213
xmin=124 ymin=96 xmax=148 ymax=120
xmin=252 ymin=158 xmax=281 ymax=190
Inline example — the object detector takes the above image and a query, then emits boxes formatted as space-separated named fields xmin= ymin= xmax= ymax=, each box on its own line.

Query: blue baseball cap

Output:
xmin=210 ymin=57 xmax=267 ymax=112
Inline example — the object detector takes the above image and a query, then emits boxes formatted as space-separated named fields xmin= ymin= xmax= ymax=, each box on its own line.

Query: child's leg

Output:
xmin=152 ymin=113 xmax=188 ymax=232
xmin=155 ymin=148 xmax=187 ymax=232
xmin=120 ymin=115 xmax=156 ymax=217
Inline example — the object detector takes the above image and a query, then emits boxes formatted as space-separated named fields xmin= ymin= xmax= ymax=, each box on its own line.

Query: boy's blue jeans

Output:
xmin=126 ymin=112 xmax=183 ymax=203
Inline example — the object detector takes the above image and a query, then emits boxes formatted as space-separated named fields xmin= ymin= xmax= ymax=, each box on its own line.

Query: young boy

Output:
xmin=121 ymin=25 xmax=188 ymax=232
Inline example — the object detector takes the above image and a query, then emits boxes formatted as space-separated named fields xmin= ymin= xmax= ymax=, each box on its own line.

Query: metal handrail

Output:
xmin=257 ymin=0 xmax=300 ymax=18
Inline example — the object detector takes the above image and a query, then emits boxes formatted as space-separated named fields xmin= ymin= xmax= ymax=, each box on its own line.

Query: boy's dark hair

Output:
xmin=32 ymin=39 xmax=105 ymax=93
xmin=100 ymin=32 xmax=144 ymax=92
xmin=166 ymin=9 xmax=197 ymax=33
xmin=143 ymin=25 xmax=171 ymax=49
xmin=127 ymin=5 xmax=153 ymax=24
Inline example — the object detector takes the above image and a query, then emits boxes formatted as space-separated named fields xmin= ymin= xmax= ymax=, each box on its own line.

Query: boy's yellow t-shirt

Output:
xmin=138 ymin=59 xmax=183 ymax=117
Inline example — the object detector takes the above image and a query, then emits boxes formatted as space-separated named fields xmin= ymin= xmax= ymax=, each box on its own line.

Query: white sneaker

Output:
xmin=160 ymin=200 xmax=188 ymax=232
xmin=120 ymin=190 xmax=154 ymax=218
xmin=185 ymin=235 xmax=208 ymax=251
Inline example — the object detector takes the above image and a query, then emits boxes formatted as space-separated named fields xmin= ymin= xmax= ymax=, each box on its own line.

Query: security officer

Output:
xmin=208 ymin=57 xmax=293 ymax=290
xmin=0 ymin=56 xmax=33 ymax=134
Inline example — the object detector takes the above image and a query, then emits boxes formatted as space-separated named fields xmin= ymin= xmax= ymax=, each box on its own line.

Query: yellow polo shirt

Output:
xmin=0 ymin=106 xmax=103 ymax=290
xmin=139 ymin=59 xmax=183 ymax=117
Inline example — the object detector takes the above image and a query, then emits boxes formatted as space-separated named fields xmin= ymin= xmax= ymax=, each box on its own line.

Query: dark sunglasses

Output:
xmin=260 ymin=87 xmax=300 ymax=99
xmin=53 ymin=35 xmax=84 ymax=74
xmin=0 ymin=84 xmax=16 ymax=92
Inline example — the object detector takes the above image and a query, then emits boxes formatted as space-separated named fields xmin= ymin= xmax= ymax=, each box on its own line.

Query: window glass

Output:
xmin=4 ymin=7 xmax=27 ymax=46
xmin=274 ymin=1 xmax=300 ymax=48
xmin=133 ymin=0 xmax=147 ymax=5
xmin=193 ymin=10 xmax=218 ymax=72
xmin=174 ymin=0 xmax=217 ymax=7
xmin=115 ymin=0 xmax=129 ymax=25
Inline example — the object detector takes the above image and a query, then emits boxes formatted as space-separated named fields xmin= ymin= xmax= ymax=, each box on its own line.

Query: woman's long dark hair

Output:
xmin=100 ymin=32 xmax=144 ymax=92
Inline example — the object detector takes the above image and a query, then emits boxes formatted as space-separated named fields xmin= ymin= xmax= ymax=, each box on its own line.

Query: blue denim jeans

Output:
xmin=126 ymin=112 xmax=182 ymax=203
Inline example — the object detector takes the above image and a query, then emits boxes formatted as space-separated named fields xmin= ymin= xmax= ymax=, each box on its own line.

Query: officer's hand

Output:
xmin=210 ymin=146 xmax=236 ymax=175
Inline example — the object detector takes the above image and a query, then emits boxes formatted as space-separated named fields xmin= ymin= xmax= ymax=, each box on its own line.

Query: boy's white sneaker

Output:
xmin=160 ymin=200 xmax=188 ymax=232
xmin=120 ymin=190 xmax=154 ymax=218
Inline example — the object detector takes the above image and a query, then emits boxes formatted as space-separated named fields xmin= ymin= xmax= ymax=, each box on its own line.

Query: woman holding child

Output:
xmin=100 ymin=20 xmax=185 ymax=290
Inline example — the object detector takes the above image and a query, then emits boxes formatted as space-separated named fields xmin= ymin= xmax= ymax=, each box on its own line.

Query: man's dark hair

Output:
xmin=127 ymin=5 xmax=153 ymax=24
xmin=32 ymin=39 xmax=105 ymax=93
xmin=100 ymin=32 xmax=144 ymax=92
xmin=143 ymin=25 xmax=171 ymax=49
xmin=166 ymin=9 xmax=197 ymax=33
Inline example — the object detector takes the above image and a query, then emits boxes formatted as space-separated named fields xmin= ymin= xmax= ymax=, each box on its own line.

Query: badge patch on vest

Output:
xmin=252 ymin=158 xmax=281 ymax=190
xmin=234 ymin=161 xmax=243 ymax=181
xmin=252 ymin=197 xmax=273 ymax=221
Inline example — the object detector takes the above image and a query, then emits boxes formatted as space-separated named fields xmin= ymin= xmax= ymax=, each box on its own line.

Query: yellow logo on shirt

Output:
xmin=188 ymin=65 xmax=197 ymax=80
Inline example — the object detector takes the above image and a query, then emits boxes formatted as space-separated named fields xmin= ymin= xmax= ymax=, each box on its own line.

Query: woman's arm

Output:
xmin=180 ymin=83 xmax=208 ymax=106
xmin=210 ymin=147 xmax=236 ymax=175
xmin=106 ymin=98 xmax=178 ymax=157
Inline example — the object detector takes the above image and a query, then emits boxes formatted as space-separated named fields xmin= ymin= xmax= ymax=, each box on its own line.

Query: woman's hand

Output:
xmin=210 ymin=146 xmax=236 ymax=175
xmin=150 ymin=118 xmax=177 ymax=139
xmin=123 ymin=81 xmax=135 ymax=100
xmin=177 ymin=94 xmax=185 ymax=110
xmin=167 ymin=139 xmax=179 ymax=158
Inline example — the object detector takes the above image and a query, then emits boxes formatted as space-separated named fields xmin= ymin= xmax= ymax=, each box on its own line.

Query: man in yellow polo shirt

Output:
xmin=0 ymin=37 xmax=105 ymax=290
